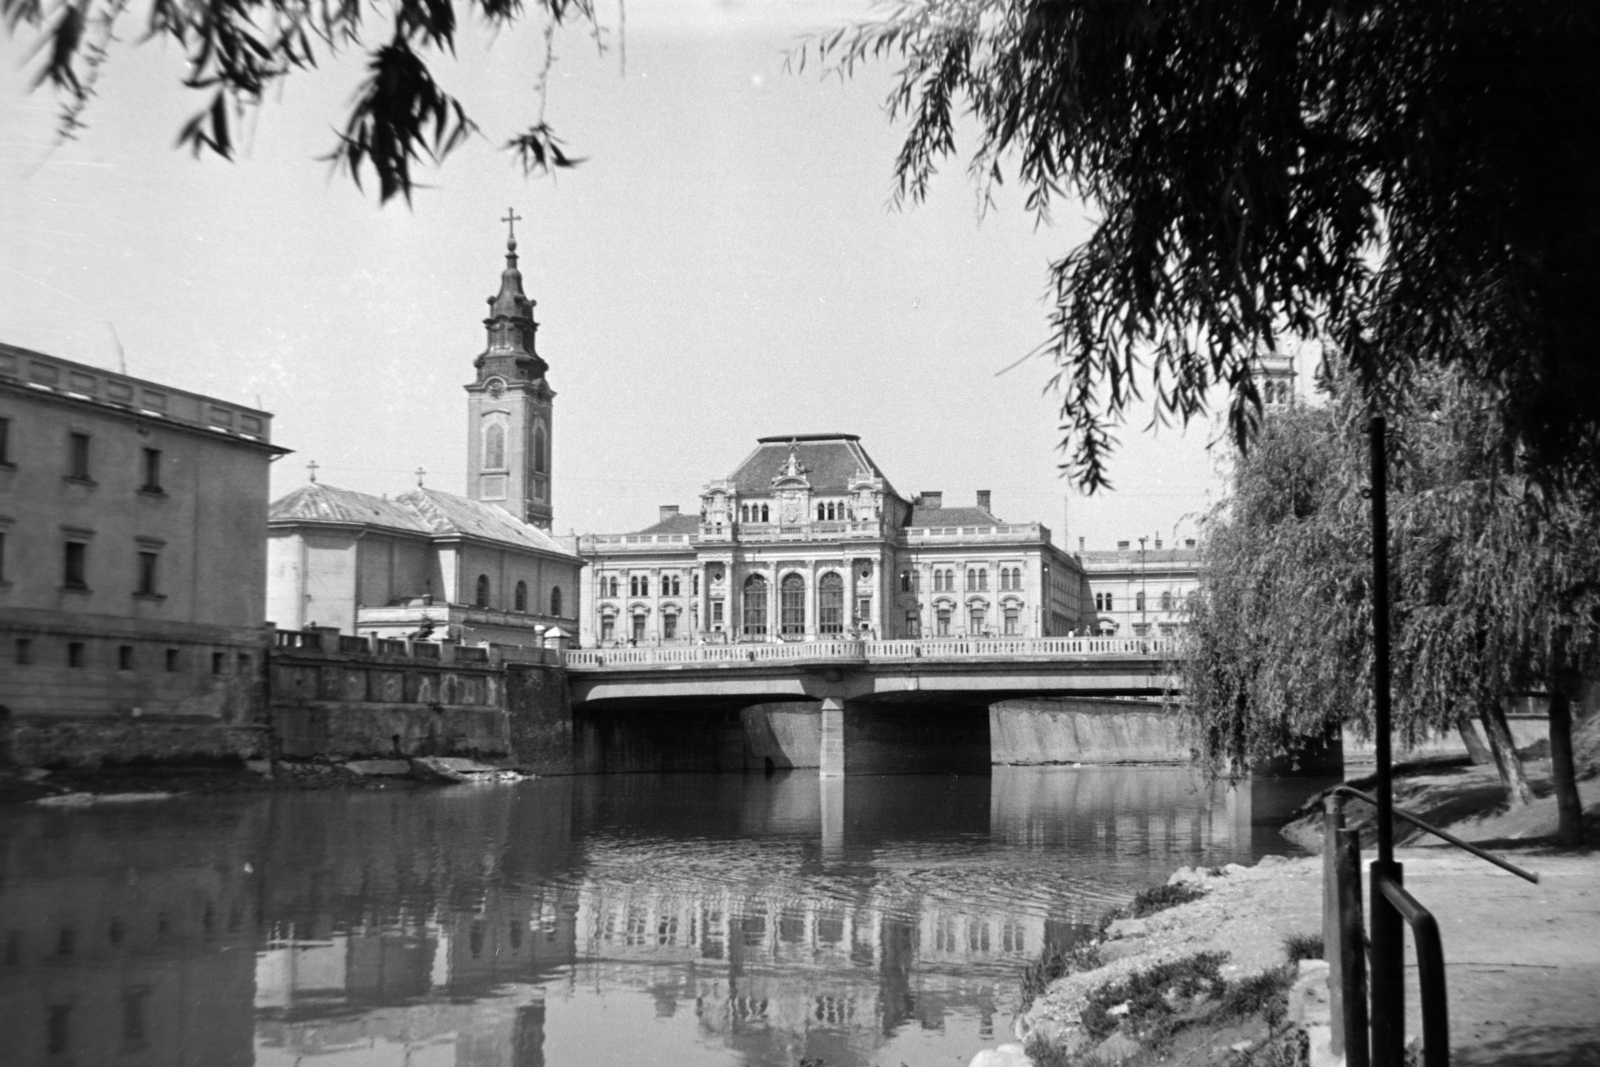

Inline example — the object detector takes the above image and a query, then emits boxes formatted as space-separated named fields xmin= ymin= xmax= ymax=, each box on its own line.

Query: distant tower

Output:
xmin=1255 ymin=350 xmax=1296 ymax=413
xmin=466 ymin=209 xmax=555 ymax=529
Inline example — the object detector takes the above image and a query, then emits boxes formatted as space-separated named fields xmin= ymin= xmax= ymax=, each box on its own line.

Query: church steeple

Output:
xmin=465 ymin=209 xmax=556 ymax=530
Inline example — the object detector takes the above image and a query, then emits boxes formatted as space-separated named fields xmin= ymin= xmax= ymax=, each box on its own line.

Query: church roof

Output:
xmin=269 ymin=483 xmax=578 ymax=559
xmin=269 ymin=483 xmax=433 ymax=534
xmin=636 ymin=512 xmax=701 ymax=535
xmin=907 ymin=505 xmax=1004 ymax=527
xmin=398 ymin=488 xmax=579 ymax=558
xmin=726 ymin=434 xmax=901 ymax=498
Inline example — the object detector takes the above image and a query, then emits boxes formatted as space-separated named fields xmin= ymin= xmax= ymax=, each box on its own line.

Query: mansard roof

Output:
xmin=636 ymin=512 xmax=702 ymax=535
xmin=398 ymin=488 xmax=578 ymax=558
xmin=906 ymin=505 xmax=1004 ymax=527
xmin=269 ymin=483 xmax=577 ymax=558
xmin=269 ymin=483 xmax=433 ymax=534
xmin=725 ymin=434 xmax=901 ymax=498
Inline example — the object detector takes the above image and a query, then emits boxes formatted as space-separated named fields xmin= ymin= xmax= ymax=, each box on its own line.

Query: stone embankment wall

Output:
xmin=990 ymin=697 xmax=1189 ymax=765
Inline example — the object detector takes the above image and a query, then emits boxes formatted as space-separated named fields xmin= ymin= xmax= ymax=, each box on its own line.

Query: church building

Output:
xmin=266 ymin=219 xmax=582 ymax=646
xmin=577 ymin=435 xmax=1092 ymax=646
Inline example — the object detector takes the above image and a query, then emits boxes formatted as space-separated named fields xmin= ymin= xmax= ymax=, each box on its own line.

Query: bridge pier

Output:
xmin=819 ymin=697 xmax=851 ymax=778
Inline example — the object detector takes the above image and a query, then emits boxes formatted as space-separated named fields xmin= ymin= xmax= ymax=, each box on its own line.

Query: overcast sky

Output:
xmin=1 ymin=0 xmax=1244 ymax=549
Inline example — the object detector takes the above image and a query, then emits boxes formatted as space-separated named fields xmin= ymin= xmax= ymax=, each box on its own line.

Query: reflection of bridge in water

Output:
xmin=566 ymin=637 xmax=1180 ymax=777
xmin=0 ymin=769 xmax=1318 ymax=1067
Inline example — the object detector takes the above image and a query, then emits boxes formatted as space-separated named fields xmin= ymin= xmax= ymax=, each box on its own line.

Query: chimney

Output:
xmin=1117 ymin=540 xmax=1130 ymax=550
xmin=918 ymin=491 xmax=943 ymax=508
xmin=1078 ymin=536 xmax=1085 ymax=553
xmin=659 ymin=505 xmax=680 ymax=523
xmin=1185 ymin=538 xmax=1196 ymax=549
xmin=1154 ymin=536 xmax=1163 ymax=550
xmin=976 ymin=489 xmax=992 ymax=512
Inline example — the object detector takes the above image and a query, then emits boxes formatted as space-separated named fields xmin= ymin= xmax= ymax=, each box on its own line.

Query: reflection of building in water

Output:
xmin=0 ymin=812 xmax=259 ymax=1067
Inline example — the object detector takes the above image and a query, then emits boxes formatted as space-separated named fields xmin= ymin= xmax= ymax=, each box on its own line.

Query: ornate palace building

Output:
xmin=577 ymin=434 xmax=1092 ymax=647
xmin=266 ymin=218 xmax=582 ymax=646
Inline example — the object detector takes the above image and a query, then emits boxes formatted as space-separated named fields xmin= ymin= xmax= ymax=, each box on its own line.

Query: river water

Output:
xmin=0 ymin=767 xmax=1316 ymax=1067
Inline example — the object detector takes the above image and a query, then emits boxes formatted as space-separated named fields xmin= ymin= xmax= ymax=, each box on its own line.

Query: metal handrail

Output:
xmin=1373 ymin=871 xmax=1450 ymax=1067
xmin=1332 ymin=785 xmax=1540 ymax=883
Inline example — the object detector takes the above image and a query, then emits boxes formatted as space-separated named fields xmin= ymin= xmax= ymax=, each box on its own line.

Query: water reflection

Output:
xmin=0 ymin=768 xmax=1318 ymax=1067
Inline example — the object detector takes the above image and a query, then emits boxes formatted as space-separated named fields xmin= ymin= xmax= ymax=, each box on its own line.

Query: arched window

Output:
xmin=607 ymin=576 xmax=619 ymax=598
xmin=966 ymin=569 xmax=976 ymax=592
xmin=978 ymin=568 xmax=989 ymax=592
xmin=533 ymin=425 xmax=548 ymax=474
xmin=760 ymin=504 xmax=770 ymax=523
xmin=475 ymin=575 xmax=490 ymax=608
xmin=741 ymin=505 xmax=750 ymax=523
xmin=550 ymin=586 xmax=562 ymax=616
xmin=817 ymin=504 xmax=825 ymax=521
xmin=899 ymin=570 xmax=911 ymax=592
xmin=1160 ymin=591 xmax=1173 ymax=612
xmin=1135 ymin=591 xmax=1146 ymax=612
xmin=484 ymin=424 xmax=505 ymax=470
xmin=514 ymin=580 xmax=528 ymax=611
xmin=935 ymin=606 xmax=952 ymax=636
xmin=780 ymin=573 xmax=805 ymax=637
xmin=818 ymin=572 xmax=844 ymax=634
xmin=743 ymin=574 xmax=769 ymax=635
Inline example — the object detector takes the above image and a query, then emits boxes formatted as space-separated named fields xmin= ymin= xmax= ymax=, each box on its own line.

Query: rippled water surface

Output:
xmin=0 ymin=768 xmax=1318 ymax=1067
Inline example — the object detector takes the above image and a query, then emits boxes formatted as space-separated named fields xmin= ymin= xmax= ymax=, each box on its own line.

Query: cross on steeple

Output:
xmin=501 ymin=207 xmax=523 ymax=245
xmin=415 ymin=466 xmax=427 ymax=487
xmin=306 ymin=460 xmax=319 ymax=483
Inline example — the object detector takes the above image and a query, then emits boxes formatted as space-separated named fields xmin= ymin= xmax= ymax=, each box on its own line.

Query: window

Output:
xmin=817 ymin=504 xmax=825 ymax=521
xmin=856 ymin=597 xmax=872 ymax=628
xmin=818 ymin=573 xmax=844 ymax=634
xmin=933 ymin=570 xmax=944 ymax=592
xmin=0 ymin=416 xmax=9 ymax=464
xmin=969 ymin=602 xmax=987 ymax=635
xmin=68 ymin=641 xmax=86 ymax=668
xmin=966 ymin=569 xmax=976 ymax=592
xmin=533 ymin=426 xmax=548 ymax=474
xmin=15 ymin=638 xmax=30 ymax=664
xmin=978 ymin=568 xmax=988 ymax=591
xmin=780 ymin=573 xmax=805 ymax=636
xmin=631 ymin=613 xmax=646 ymax=642
xmin=1135 ymin=591 xmax=1146 ymax=613
xmin=630 ymin=575 xmax=649 ymax=597
xmin=904 ymin=610 xmax=921 ymax=638
xmin=212 ymin=651 xmax=225 ymax=674
xmin=743 ymin=574 xmax=768 ymax=634
xmin=741 ymin=504 xmax=750 ymax=523
xmin=663 ymin=574 xmax=681 ymax=596
xmin=607 ymin=576 xmax=619 ymax=598
xmin=137 ymin=551 xmax=158 ymax=596
xmin=692 ymin=572 xmax=699 ymax=596
xmin=936 ymin=607 xmax=951 ymax=636
xmin=1160 ymin=591 xmax=1173 ymax=612
xmin=165 ymin=648 xmax=179 ymax=671
xmin=900 ymin=570 xmax=911 ymax=592
xmin=601 ymin=615 xmax=616 ymax=642
xmin=141 ymin=449 xmax=162 ymax=492
xmin=514 ymin=580 xmax=528 ymax=611
xmin=475 ymin=574 xmax=490 ymax=607
xmin=118 ymin=645 xmax=133 ymax=670
xmin=68 ymin=432 xmax=90 ymax=480
xmin=484 ymin=424 xmax=506 ymax=469
xmin=663 ymin=612 xmax=678 ymax=640
xmin=0 ymin=531 xmax=6 ymax=582
xmin=238 ymin=653 xmax=251 ymax=673
xmin=64 ymin=541 xmax=88 ymax=590
xmin=550 ymin=586 xmax=562 ymax=616
xmin=711 ymin=599 xmax=724 ymax=626
xmin=761 ymin=504 xmax=770 ymax=523
xmin=912 ymin=570 xmax=921 ymax=593
xmin=1004 ymin=606 xmax=1020 ymax=635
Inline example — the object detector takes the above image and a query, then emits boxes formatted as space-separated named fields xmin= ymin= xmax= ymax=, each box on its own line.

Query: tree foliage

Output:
xmin=5 ymin=0 xmax=596 ymax=202
xmin=806 ymin=0 xmax=1600 ymax=492
xmin=1182 ymin=363 xmax=1597 ymax=840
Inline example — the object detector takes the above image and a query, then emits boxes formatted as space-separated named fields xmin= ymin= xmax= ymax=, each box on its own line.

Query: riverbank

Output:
xmin=996 ymin=759 xmax=1600 ymax=1067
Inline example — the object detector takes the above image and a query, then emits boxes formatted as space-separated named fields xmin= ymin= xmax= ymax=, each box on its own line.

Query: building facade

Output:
xmin=578 ymin=435 xmax=1092 ymax=646
xmin=0 ymin=343 xmax=286 ymax=763
xmin=265 ymin=221 xmax=582 ymax=646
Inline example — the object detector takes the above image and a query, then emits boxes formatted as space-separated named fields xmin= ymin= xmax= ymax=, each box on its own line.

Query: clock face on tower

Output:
xmin=486 ymin=377 xmax=506 ymax=398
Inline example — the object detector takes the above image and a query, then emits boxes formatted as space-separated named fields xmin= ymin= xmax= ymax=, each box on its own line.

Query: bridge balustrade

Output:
xmin=562 ymin=636 xmax=1176 ymax=670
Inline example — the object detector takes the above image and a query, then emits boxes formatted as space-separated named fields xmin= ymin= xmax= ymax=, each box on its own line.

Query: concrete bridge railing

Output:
xmin=562 ymin=636 xmax=1177 ymax=671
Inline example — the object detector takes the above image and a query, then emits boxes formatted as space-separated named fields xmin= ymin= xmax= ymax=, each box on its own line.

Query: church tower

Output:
xmin=465 ymin=210 xmax=555 ymax=529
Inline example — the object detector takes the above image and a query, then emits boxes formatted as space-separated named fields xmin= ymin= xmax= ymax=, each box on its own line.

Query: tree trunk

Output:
xmin=1549 ymin=676 xmax=1586 ymax=847
xmin=1457 ymin=717 xmax=1494 ymax=765
xmin=1479 ymin=702 xmax=1535 ymax=807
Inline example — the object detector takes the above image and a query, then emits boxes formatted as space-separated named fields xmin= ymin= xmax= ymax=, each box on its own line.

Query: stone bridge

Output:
xmin=563 ymin=637 xmax=1180 ymax=777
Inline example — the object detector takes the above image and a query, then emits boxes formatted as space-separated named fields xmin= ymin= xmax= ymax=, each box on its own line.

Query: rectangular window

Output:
xmin=936 ymin=608 xmax=951 ymax=636
xmin=15 ymin=638 xmax=31 ymax=665
xmin=165 ymin=648 xmax=179 ymax=672
xmin=856 ymin=597 xmax=872 ymax=628
xmin=237 ymin=653 xmax=251 ymax=673
xmin=137 ymin=552 xmax=158 ymax=595
xmin=68 ymin=432 xmax=90 ymax=479
xmin=631 ymin=614 xmax=646 ymax=642
xmin=68 ymin=641 xmax=85 ymax=668
xmin=141 ymin=449 xmax=162 ymax=491
xmin=119 ymin=645 xmax=134 ymax=670
xmin=663 ymin=613 xmax=678 ymax=640
xmin=0 ymin=531 xmax=6 ymax=582
xmin=0 ymin=416 xmax=9 ymax=464
xmin=601 ymin=616 xmax=616 ymax=642
xmin=64 ymin=541 xmax=88 ymax=590
xmin=710 ymin=600 xmax=724 ymax=626
xmin=1004 ymin=608 xmax=1020 ymax=636
xmin=212 ymin=651 xmax=225 ymax=674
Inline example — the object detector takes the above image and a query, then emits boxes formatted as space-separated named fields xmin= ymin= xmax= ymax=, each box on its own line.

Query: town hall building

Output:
xmin=266 ymin=220 xmax=583 ymax=646
xmin=577 ymin=435 xmax=1093 ymax=647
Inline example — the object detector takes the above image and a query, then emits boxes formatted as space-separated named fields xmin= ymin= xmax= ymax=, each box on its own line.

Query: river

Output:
xmin=0 ymin=767 xmax=1318 ymax=1067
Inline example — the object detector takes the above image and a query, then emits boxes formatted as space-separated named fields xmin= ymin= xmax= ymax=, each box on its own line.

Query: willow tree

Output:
xmin=808 ymin=0 xmax=1600 ymax=493
xmin=1183 ymin=365 xmax=1594 ymax=844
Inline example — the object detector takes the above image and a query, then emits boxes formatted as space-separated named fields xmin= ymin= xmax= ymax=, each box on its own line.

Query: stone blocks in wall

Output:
xmin=12 ymin=719 xmax=269 ymax=769
xmin=505 ymin=664 xmax=574 ymax=775
xmin=272 ymin=703 xmax=509 ymax=760
xmin=990 ymin=697 xmax=1189 ymax=765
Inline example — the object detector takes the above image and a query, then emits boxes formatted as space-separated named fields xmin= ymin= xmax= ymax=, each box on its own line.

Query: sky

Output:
xmin=0 ymin=0 xmax=1249 ymax=549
